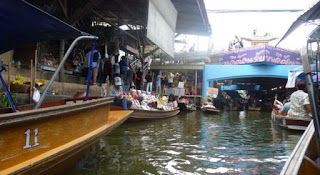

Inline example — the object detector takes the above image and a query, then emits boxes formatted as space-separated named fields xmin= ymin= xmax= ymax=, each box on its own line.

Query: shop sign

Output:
xmin=219 ymin=45 xmax=301 ymax=65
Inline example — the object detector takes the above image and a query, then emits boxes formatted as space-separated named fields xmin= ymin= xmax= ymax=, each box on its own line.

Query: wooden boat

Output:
xmin=111 ymin=106 xmax=180 ymax=121
xmin=0 ymin=1 xmax=134 ymax=174
xmin=0 ymin=97 xmax=133 ymax=174
xmin=281 ymin=120 xmax=320 ymax=174
xmin=201 ymin=106 xmax=221 ymax=114
xmin=248 ymin=107 xmax=261 ymax=111
xmin=271 ymin=110 xmax=311 ymax=131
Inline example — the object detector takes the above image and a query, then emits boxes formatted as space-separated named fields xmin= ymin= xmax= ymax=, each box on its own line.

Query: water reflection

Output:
xmin=66 ymin=111 xmax=301 ymax=175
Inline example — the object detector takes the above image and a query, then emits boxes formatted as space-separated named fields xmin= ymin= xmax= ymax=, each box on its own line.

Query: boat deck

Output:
xmin=0 ymin=110 xmax=132 ymax=175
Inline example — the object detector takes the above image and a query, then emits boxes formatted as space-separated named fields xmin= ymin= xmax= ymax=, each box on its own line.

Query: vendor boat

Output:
xmin=201 ymin=106 xmax=221 ymax=114
xmin=271 ymin=110 xmax=311 ymax=131
xmin=248 ymin=107 xmax=261 ymax=111
xmin=0 ymin=1 xmax=133 ymax=174
xmin=111 ymin=106 xmax=180 ymax=121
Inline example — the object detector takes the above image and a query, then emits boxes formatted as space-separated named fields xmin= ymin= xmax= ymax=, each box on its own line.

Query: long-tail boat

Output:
xmin=248 ymin=107 xmax=261 ymax=111
xmin=271 ymin=111 xmax=311 ymax=131
xmin=111 ymin=106 xmax=180 ymax=121
xmin=128 ymin=108 xmax=180 ymax=121
xmin=0 ymin=97 xmax=132 ymax=174
xmin=0 ymin=1 xmax=132 ymax=174
xmin=201 ymin=106 xmax=221 ymax=114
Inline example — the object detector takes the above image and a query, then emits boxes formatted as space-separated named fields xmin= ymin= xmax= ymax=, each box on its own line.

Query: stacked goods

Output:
xmin=11 ymin=75 xmax=25 ymax=85
xmin=11 ymin=75 xmax=29 ymax=93
xmin=11 ymin=76 xmax=46 ymax=93
xmin=125 ymin=90 xmax=176 ymax=111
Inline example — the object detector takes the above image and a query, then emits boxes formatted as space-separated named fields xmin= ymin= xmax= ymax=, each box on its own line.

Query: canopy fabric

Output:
xmin=286 ymin=64 xmax=320 ymax=88
xmin=276 ymin=1 xmax=320 ymax=46
xmin=0 ymin=0 xmax=89 ymax=54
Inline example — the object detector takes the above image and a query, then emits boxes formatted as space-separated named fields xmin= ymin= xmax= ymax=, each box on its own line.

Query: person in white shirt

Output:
xmin=167 ymin=72 xmax=174 ymax=88
xmin=288 ymin=81 xmax=311 ymax=118
xmin=167 ymin=94 xmax=178 ymax=109
xmin=109 ymin=77 xmax=132 ymax=110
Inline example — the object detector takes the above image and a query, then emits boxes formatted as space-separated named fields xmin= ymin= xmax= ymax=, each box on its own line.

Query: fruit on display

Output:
xmin=12 ymin=75 xmax=25 ymax=84
xmin=35 ymin=79 xmax=45 ymax=85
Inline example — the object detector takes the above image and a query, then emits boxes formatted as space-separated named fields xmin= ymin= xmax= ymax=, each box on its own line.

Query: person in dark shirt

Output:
xmin=104 ymin=57 xmax=113 ymax=82
xmin=136 ymin=69 xmax=143 ymax=90
xmin=145 ymin=71 xmax=153 ymax=93
xmin=119 ymin=56 xmax=128 ymax=83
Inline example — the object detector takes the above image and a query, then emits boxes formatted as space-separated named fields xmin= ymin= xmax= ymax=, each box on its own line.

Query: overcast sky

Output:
xmin=204 ymin=0 xmax=318 ymax=51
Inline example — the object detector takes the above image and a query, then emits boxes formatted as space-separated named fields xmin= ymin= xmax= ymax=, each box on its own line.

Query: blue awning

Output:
xmin=0 ymin=0 xmax=90 ymax=54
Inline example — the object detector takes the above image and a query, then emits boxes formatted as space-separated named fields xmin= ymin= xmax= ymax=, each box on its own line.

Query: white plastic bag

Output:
xmin=33 ymin=87 xmax=40 ymax=103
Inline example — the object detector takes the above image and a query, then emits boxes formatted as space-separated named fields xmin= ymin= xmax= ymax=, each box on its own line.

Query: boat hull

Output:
xmin=271 ymin=111 xmax=311 ymax=131
xmin=281 ymin=120 xmax=320 ymax=175
xmin=0 ymin=97 xmax=132 ymax=174
xmin=248 ymin=107 xmax=261 ymax=111
xmin=202 ymin=107 xmax=220 ymax=114
xmin=129 ymin=109 xmax=180 ymax=121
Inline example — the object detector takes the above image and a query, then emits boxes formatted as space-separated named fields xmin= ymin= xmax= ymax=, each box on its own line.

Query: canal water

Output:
xmin=66 ymin=111 xmax=302 ymax=174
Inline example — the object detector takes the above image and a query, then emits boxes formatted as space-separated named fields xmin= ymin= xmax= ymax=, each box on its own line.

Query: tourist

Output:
xmin=114 ymin=61 xmax=120 ymax=76
xmin=104 ymin=57 xmax=113 ymax=82
xmin=136 ymin=69 xmax=143 ymax=90
xmin=167 ymin=72 xmax=174 ymax=88
xmin=281 ymin=97 xmax=291 ymax=115
xmin=273 ymin=94 xmax=283 ymax=112
xmin=109 ymin=77 xmax=132 ymax=110
xmin=86 ymin=48 xmax=101 ymax=86
xmin=126 ymin=65 xmax=133 ymax=86
xmin=155 ymin=72 xmax=165 ymax=95
xmin=119 ymin=56 xmax=128 ymax=83
xmin=145 ymin=71 xmax=153 ymax=93
xmin=288 ymin=81 xmax=311 ymax=118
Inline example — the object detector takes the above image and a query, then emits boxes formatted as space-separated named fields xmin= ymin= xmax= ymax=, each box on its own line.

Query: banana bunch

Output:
xmin=12 ymin=75 xmax=25 ymax=84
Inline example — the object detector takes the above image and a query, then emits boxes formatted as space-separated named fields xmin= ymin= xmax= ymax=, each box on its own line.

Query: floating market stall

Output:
xmin=111 ymin=90 xmax=180 ymax=120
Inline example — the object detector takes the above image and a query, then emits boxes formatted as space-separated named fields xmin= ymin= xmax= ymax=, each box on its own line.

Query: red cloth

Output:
xmin=145 ymin=74 xmax=152 ymax=83
xmin=104 ymin=61 xmax=112 ymax=75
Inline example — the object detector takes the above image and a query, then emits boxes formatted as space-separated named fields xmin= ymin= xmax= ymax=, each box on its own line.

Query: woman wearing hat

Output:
xmin=109 ymin=76 xmax=132 ymax=110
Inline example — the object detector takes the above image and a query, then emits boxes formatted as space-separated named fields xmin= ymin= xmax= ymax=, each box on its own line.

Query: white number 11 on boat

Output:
xmin=23 ymin=128 xmax=40 ymax=149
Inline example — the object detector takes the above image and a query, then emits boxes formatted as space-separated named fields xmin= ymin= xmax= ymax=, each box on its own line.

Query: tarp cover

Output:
xmin=0 ymin=0 xmax=88 ymax=54
xmin=286 ymin=64 xmax=320 ymax=88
